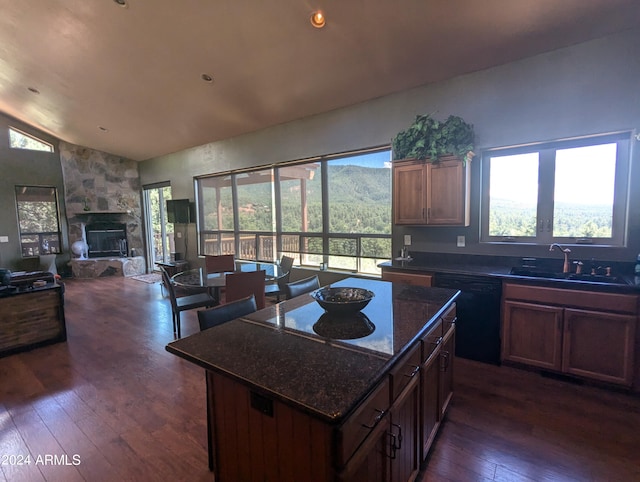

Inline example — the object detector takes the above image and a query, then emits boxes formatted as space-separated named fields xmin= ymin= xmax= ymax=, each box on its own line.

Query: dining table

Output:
xmin=170 ymin=261 xmax=284 ymax=303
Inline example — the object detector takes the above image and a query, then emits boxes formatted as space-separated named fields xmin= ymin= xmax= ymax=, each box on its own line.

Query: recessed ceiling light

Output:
xmin=113 ymin=0 xmax=128 ymax=7
xmin=310 ymin=11 xmax=326 ymax=28
xmin=98 ymin=126 xmax=109 ymax=132
xmin=201 ymin=73 xmax=214 ymax=83
xmin=27 ymin=87 xmax=40 ymax=94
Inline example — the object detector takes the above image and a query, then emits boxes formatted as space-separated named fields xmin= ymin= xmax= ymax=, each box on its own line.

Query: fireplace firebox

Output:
xmin=85 ymin=223 xmax=127 ymax=258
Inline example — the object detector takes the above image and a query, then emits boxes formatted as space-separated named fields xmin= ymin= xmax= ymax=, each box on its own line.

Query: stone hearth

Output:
xmin=70 ymin=257 xmax=145 ymax=278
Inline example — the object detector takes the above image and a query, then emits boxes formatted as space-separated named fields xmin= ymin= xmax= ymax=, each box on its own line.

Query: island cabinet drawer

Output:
xmin=421 ymin=318 xmax=443 ymax=363
xmin=389 ymin=342 xmax=421 ymax=403
xmin=337 ymin=377 xmax=390 ymax=467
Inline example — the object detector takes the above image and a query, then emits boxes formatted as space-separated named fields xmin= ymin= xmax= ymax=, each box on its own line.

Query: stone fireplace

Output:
xmin=59 ymin=142 xmax=146 ymax=278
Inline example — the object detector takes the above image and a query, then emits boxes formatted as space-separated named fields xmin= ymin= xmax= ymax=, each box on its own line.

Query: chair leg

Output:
xmin=176 ymin=312 xmax=181 ymax=338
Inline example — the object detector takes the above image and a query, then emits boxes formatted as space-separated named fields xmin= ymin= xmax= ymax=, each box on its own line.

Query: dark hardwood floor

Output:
xmin=1 ymin=276 xmax=639 ymax=481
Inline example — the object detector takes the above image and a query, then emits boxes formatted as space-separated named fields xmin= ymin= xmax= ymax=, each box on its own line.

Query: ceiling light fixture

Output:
xmin=27 ymin=87 xmax=40 ymax=94
xmin=113 ymin=0 xmax=128 ymax=7
xmin=310 ymin=11 xmax=326 ymax=29
xmin=98 ymin=126 xmax=109 ymax=132
xmin=201 ymin=73 xmax=214 ymax=83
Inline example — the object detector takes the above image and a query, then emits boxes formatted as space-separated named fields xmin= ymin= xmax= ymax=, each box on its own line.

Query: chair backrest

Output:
xmin=159 ymin=266 xmax=179 ymax=310
xmin=277 ymin=255 xmax=295 ymax=288
xmin=285 ymin=275 xmax=320 ymax=299
xmin=225 ymin=270 xmax=266 ymax=310
xmin=198 ymin=295 xmax=257 ymax=331
xmin=205 ymin=254 xmax=235 ymax=274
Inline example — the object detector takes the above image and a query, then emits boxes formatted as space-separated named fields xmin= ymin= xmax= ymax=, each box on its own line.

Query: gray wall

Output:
xmin=140 ymin=28 xmax=640 ymax=266
xmin=0 ymin=113 xmax=68 ymax=271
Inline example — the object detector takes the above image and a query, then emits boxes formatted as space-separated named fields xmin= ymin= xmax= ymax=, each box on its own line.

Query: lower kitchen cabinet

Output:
xmin=343 ymin=371 xmax=420 ymax=482
xmin=502 ymin=283 xmax=637 ymax=387
xmin=502 ymin=300 xmax=563 ymax=371
xmin=563 ymin=308 xmax=636 ymax=385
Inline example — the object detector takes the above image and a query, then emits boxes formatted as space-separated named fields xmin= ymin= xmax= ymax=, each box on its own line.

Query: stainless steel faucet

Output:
xmin=549 ymin=243 xmax=571 ymax=273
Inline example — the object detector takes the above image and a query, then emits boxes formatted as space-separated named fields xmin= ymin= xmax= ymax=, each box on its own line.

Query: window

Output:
xmin=196 ymin=147 xmax=392 ymax=275
xmin=481 ymin=133 xmax=630 ymax=246
xmin=9 ymin=127 xmax=54 ymax=152
xmin=15 ymin=186 xmax=62 ymax=257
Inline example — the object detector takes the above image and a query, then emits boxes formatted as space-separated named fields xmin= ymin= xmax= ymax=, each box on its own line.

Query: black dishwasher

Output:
xmin=433 ymin=273 xmax=502 ymax=364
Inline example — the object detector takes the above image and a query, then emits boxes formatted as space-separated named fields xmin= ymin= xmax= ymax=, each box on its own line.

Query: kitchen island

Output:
xmin=166 ymin=277 xmax=458 ymax=482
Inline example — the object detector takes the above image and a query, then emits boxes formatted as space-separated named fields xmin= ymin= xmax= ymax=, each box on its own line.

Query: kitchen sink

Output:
xmin=509 ymin=267 xmax=629 ymax=285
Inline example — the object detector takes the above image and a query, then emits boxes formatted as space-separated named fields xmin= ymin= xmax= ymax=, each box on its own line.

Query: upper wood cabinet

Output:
xmin=393 ymin=156 xmax=470 ymax=226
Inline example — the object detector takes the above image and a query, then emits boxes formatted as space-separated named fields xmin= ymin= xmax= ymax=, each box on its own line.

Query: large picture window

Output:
xmin=196 ymin=147 xmax=392 ymax=275
xmin=15 ymin=186 xmax=62 ymax=257
xmin=481 ymin=133 xmax=630 ymax=246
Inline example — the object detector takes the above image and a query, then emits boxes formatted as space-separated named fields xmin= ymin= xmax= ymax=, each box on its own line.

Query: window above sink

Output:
xmin=480 ymin=132 xmax=631 ymax=247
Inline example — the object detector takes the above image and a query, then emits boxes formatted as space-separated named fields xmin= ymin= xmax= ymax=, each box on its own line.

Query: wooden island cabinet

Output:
xmin=393 ymin=156 xmax=470 ymax=226
xmin=502 ymin=282 xmax=637 ymax=387
xmin=167 ymin=277 xmax=459 ymax=482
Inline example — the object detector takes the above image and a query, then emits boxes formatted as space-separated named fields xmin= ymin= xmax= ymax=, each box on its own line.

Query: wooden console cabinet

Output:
xmin=502 ymin=283 xmax=637 ymax=387
xmin=393 ymin=156 xmax=470 ymax=226
xmin=0 ymin=284 xmax=66 ymax=357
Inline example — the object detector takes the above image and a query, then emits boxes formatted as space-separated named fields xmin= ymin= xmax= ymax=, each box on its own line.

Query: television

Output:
xmin=166 ymin=199 xmax=195 ymax=223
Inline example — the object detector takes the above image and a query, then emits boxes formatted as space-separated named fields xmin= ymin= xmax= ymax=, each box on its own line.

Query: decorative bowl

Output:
xmin=311 ymin=287 xmax=374 ymax=314
xmin=313 ymin=312 xmax=375 ymax=339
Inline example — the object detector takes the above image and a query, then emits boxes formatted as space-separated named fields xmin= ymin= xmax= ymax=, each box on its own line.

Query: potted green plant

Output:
xmin=391 ymin=114 xmax=475 ymax=164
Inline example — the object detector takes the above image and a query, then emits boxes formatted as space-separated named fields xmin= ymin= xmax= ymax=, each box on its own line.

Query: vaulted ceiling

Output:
xmin=1 ymin=0 xmax=639 ymax=161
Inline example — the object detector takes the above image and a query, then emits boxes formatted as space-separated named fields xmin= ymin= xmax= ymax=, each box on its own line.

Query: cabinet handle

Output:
xmin=361 ymin=409 xmax=385 ymax=429
xmin=391 ymin=422 xmax=403 ymax=450
xmin=404 ymin=364 xmax=420 ymax=378
xmin=430 ymin=336 xmax=443 ymax=347
xmin=427 ymin=207 xmax=431 ymax=221
xmin=388 ymin=432 xmax=397 ymax=460
xmin=441 ymin=351 xmax=450 ymax=371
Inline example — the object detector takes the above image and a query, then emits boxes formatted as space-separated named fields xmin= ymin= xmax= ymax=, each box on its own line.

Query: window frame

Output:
xmin=195 ymin=145 xmax=392 ymax=274
xmin=8 ymin=126 xmax=54 ymax=152
xmin=15 ymin=185 xmax=62 ymax=257
xmin=480 ymin=132 xmax=631 ymax=247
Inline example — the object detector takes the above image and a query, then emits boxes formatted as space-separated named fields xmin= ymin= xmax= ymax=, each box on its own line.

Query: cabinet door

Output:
xmin=339 ymin=420 xmax=389 ymax=482
xmin=426 ymin=159 xmax=469 ymax=226
xmin=390 ymin=374 xmax=420 ymax=482
xmin=439 ymin=323 xmax=455 ymax=419
xmin=563 ymin=308 xmax=636 ymax=386
xmin=502 ymin=300 xmax=563 ymax=371
xmin=420 ymin=345 xmax=440 ymax=461
xmin=393 ymin=161 xmax=426 ymax=224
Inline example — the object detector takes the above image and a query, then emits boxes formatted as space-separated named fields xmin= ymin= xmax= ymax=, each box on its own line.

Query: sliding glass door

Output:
xmin=143 ymin=183 xmax=173 ymax=271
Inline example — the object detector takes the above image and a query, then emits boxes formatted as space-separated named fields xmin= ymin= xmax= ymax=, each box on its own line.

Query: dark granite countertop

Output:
xmin=166 ymin=277 xmax=458 ymax=423
xmin=380 ymin=256 xmax=640 ymax=293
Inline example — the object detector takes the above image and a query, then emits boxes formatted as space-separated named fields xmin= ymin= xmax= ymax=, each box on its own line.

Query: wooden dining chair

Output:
xmin=284 ymin=275 xmax=320 ymax=299
xmin=197 ymin=295 xmax=257 ymax=331
xmin=225 ymin=270 xmax=266 ymax=310
xmin=205 ymin=254 xmax=235 ymax=274
xmin=160 ymin=266 xmax=216 ymax=338
xmin=265 ymin=255 xmax=295 ymax=302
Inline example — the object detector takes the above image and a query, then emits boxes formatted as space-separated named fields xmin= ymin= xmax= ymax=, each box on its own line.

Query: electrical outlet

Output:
xmin=404 ymin=234 xmax=412 ymax=246
xmin=176 ymin=232 xmax=182 ymax=238
xmin=0 ymin=236 xmax=8 ymax=243
xmin=456 ymin=235 xmax=465 ymax=247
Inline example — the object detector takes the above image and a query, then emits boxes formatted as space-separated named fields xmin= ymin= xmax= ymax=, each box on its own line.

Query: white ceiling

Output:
xmin=1 ymin=0 xmax=639 ymax=161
